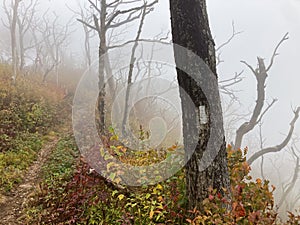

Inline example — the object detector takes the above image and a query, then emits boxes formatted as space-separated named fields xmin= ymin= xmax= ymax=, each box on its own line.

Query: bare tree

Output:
xmin=0 ymin=27 xmax=11 ymax=62
xmin=215 ymin=31 xmax=299 ymax=163
xmin=78 ymin=0 xmax=158 ymax=133
xmin=2 ymin=0 xmax=21 ymax=82
xmin=40 ymin=12 xmax=72 ymax=84
xmin=258 ymin=122 xmax=266 ymax=180
xmin=290 ymin=190 xmax=300 ymax=212
xmin=2 ymin=0 xmax=40 ymax=79
xmin=215 ymin=21 xmax=242 ymax=67
xmin=277 ymin=146 xmax=300 ymax=208
xmin=170 ymin=0 xmax=230 ymax=210
xmin=67 ymin=1 xmax=96 ymax=68
xmin=247 ymin=107 xmax=300 ymax=165
xmin=121 ymin=3 xmax=154 ymax=134
xmin=219 ymin=32 xmax=300 ymax=213
xmin=27 ymin=16 xmax=43 ymax=74
xmin=16 ymin=0 xmax=38 ymax=71
xmin=232 ymin=33 xmax=300 ymax=163
xmin=214 ymin=23 xmax=246 ymax=141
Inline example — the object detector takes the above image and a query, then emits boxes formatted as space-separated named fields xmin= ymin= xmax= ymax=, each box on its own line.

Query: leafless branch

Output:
xmin=106 ymin=0 xmax=157 ymax=29
xmin=277 ymin=146 xmax=300 ymax=208
xmin=247 ymin=107 xmax=300 ymax=165
xmin=88 ymin=0 xmax=101 ymax=14
xmin=108 ymin=38 xmax=170 ymax=49
xmin=234 ymin=57 xmax=268 ymax=149
xmin=77 ymin=18 xmax=97 ymax=31
xmin=219 ymin=70 xmax=244 ymax=101
xmin=240 ymin=60 xmax=257 ymax=76
xmin=266 ymin=32 xmax=289 ymax=72
xmin=234 ymin=32 xmax=290 ymax=150
xmin=216 ymin=21 xmax=243 ymax=51
xmin=256 ymin=98 xmax=278 ymax=124
xmin=122 ymin=2 xmax=147 ymax=133
xmin=258 ymin=122 xmax=266 ymax=180
xmin=216 ymin=21 xmax=242 ymax=66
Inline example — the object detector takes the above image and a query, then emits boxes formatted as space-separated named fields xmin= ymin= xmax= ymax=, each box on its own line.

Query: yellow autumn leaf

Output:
xmin=106 ymin=162 xmax=115 ymax=171
xmin=145 ymin=193 xmax=151 ymax=199
xmin=157 ymin=203 xmax=164 ymax=210
xmin=149 ymin=210 xmax=154 ymax=219
xmin=157 ymin=196 xmax=163 ymax=202
xmin=114 ymin=177 xmax=121 ymax=184
xmin=118 ymin=194 xmax=125 ymax=201
xmin=156 ymin=184 xmax=163 ymax=190
xmin=100 ymin=148 xmax=105 ymax=157
xmin=110 ymin=135 xmax=118 ymax=141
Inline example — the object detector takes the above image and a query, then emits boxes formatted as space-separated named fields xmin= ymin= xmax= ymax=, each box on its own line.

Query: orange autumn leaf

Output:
xmin=256 ymin=178 xmax=262 ymax=184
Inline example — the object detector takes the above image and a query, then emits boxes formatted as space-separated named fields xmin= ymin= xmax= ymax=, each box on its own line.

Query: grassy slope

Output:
xmin=0 ymin=64 xmax=66 ymax=194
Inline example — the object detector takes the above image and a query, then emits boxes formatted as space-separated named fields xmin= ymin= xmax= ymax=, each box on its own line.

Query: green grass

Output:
xmin=0 ymin=62 xmax=67 ymax=193
xmin=25 ymin=135 xmax=79 ymax=224
xmin=41 ymin=135 xmax=78 ymax=187
xmin=0 ymin=133 xmax=43 ymax=192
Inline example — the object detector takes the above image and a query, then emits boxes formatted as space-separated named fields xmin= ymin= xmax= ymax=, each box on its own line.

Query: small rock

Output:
xmin=19 ymin=184 xmax=33 ymax=189
xmin=0 ymin=194 xmax=8 ymax=205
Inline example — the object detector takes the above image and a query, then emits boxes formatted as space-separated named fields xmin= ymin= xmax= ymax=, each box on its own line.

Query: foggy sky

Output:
xmin=46 ymin=0 xmax=300 ymax=148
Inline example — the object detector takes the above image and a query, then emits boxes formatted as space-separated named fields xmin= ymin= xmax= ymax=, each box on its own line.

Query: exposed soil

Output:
xmin=0 ymin=137 xmax=59 ymax=225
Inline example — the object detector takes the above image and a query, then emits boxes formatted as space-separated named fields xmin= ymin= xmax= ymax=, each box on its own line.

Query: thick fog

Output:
xmin=1 ymin=0 xmax=300 ymax=217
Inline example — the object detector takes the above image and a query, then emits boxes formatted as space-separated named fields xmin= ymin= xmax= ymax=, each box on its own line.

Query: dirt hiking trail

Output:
xmin=0 ymin=137 xmax=59 ymax=225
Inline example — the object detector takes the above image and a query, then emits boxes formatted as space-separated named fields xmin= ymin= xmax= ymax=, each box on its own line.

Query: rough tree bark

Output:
xmin=169 ymin=0 xmax=230 ymax=210
xmin=96 ymin=0 xmax=107 ymax=133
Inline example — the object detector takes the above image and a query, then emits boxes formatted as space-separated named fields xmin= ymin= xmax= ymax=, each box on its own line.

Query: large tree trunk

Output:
xmin=97 ymin=0 xmax=107 ymax=133
xmin=17 ymin=16 xmax=25 ymax=72
xmin=169 ymin=0 xmax=230 ymax=210
xmin=11 ymin=0 xmax=20 ymax=83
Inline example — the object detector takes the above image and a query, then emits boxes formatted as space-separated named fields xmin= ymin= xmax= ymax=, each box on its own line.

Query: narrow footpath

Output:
xmin=0 ymin=137 xmax=59 ymax=225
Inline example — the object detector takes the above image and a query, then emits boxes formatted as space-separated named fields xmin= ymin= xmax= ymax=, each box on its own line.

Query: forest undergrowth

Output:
xmin=0 ymin=63 xmax=300 ymax=224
